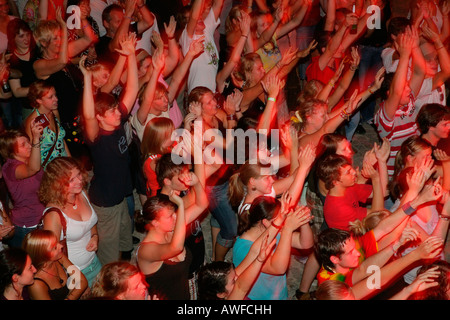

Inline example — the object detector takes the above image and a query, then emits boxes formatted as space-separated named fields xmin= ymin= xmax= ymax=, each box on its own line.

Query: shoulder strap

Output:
xmin=42 ymin=112 xmax=59 ymax=168
xmin=43 ymin=207 xmax=67 ymax=238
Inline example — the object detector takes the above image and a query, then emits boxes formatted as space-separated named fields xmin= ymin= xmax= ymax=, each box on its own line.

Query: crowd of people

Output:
xmin=0 ymin=0 xmax=449 ymax=301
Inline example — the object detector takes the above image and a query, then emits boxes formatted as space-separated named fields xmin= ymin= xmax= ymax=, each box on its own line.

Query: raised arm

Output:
xmin=135 ymin=47 xmax=164 ymax=125
xmin=33 ymin=8 xmax=69 ymax=79
xmin=135 ymin=0 xmax=155 ymax=34
xmin=186 ymin=0 xmax=205 ymax=38
xmin=80 ymin=56 xmax=99 ymax=142
xmin=115 ymin=33 xmax=139 ymax=113
xmin=382 ymin=32 xmax=412 ymax=121
xmin=16 ymin=121 xmax=43 ymax=179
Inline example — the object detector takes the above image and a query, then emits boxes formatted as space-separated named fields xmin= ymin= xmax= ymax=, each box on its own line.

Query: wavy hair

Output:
xmin=38 ymin=157 xmax=88 ymax=208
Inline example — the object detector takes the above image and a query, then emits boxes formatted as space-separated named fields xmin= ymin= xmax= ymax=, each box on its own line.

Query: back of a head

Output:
xmin=239 ymin=196 xmax=280 ymax=235
xmin=387 ymin=17 xmax=410 ymax=40
xmin=315 ymin=280 xmax=355 ymax=300
xmin=197 ymin=261 xmax=233 ymax=300
xmin=409 ymin=261 xmax=450 ymax=300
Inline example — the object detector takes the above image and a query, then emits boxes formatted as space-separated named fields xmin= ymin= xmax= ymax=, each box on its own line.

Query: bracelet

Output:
xmin=329 ymin=80 xmax=335 ymax=88
xmin=256 ymin=257 xmax=265 ymax=263
xmin=271 ymin=220 xmax=283 ymax=229
xmin=268 ymin=97 xmax=276 ymax=102
xmin=401 ymin=201 xmax=417 ymax=216
xmin=241 ymin=34 xmax=248 ymax=39
xmin=235 ymin=108 xmax=242 ymax=113
xmin=168 ymin=35 xmax=175 ymax=40
xmin=368 ymin=87 xmax=375 ymax=94
xmin=91 ymin=233 xmax=98 ymax=238
xmin=32 ymin=142 xmax=40 ymax=148
xmin=439 ymin=215 xmax=450 ymax=221
xmin=350 ymin=65 xmax=358 ymax=71
xmin=340 ymin=109 xmax=350 ymax=120
xmin=226 ymin=114 xmax=236 ymax=121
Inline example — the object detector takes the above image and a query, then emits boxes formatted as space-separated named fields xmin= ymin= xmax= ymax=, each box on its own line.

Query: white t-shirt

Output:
xmin=179 ymin=9 xmax=220 ymax=93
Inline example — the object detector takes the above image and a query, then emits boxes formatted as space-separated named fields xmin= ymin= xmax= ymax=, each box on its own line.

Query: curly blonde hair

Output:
xmin=38 ymin=157 xmax=88 ymax=208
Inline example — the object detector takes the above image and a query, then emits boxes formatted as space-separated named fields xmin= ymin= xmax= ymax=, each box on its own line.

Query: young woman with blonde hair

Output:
xmin=141 ymin=117 xmax=175 ymax=198
xmin=39 ymin=156 xmax=101 ymax=288
xmin=23 ymin=229 xmax=88 ymax=300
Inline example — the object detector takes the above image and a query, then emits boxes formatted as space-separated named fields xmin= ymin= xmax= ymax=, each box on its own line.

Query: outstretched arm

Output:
xmin=80 ymin=56 xmax=99 ymax=142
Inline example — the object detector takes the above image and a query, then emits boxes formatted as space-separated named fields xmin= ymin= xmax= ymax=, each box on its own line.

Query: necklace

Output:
xmin=14 ymin=47 xmax=30 ymax=56
xmin=40 ymin=267 xmax=64 ymax=285
xmin=66 ymin=200 xmax=77 ymax=210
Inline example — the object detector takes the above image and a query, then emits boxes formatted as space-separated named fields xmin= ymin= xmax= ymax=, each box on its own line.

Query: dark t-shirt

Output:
xmin=86 ymin=102 xmax=133 ymax=207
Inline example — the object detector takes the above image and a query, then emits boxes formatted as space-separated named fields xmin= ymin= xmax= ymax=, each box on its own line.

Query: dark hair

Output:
xmin=239 ymin=196 xmax=280 ymax=235
xmin=0 ymin=247 xmax=29 ymax=294
xmin=94 ymin=92 xmax=119 ymax=116
xmin=134 ymin=195 xmax=178 ymax=233
xmin=316 ymin=154 xmax=351 ymax=190
xmin=416 ymin=103 xmax=450 ymax=134
xmin=0 ymin=129 xmax=29 ymax=160
xmin=387 ymin=17 xmax=410 ymax=40
xmin=102 ymin=4 xmax=123 ymax=24
xmin=197 ymin=261 xmax=234 ymax=300
xmin=7 ymin=18 xmax=35 ymax=53
xmin=378 ymin=72 xmax=394 ymax=101
xmin=154 ymin=153 xmax=186 ymax=188
xmin=316 ymin=228 xmax=351 ymax=272
xmin=317 ymin=133 xmax=349 ymax=161
xmin=409 ymin=261 xmax=450 ymax=300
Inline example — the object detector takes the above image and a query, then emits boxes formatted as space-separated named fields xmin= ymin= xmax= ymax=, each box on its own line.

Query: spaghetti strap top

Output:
xmin=35 ymin=109 xmax=68 ymax=167
xmin=136 ymin=244 xmax=192 ymax=300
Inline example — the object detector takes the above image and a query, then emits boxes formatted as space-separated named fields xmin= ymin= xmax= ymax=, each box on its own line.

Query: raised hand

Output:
xmin=371 ymin=66 xmax=386 ymax=91
xmin=433 ymin=149 xmax=450 ymax=162
xmin=415 ymin=236 xmax=444 ymax=260
xmin=297 ymin=39 xmax=317 ymax=59
xmin=350 ymin=46 xmax=360 ymax=69
xmin=261 ymin=74 xmax=283 ymax=99
xmin=116 ymin=32 xmax=137 ymax=56
xmin=188 ymin=36 xmax=205 ymax=57
xmin=224 ymin=89 xmax=244 ymax=115
xmin=406 ymin=266 xmax=440 ymax=295
xmin=284 ymin=206 xmax=312 ymax=232
xmin=164 ymin=16 xmax=177 ymax=40
xmin=298 ymin=143 xmax=316 ymax=170
xmin=374 ymin=137 xmax=390 ymax=163
xmin=151 ymin=31 xmax=164 ymax=51
xmin=239 ymin=10 xmax=251 ymax=37
xmin=406 ymin=167 xmax=427 ymax=198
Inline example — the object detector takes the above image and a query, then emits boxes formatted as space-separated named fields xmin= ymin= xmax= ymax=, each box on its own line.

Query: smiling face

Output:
xmin=16 ymin=256 xmax=37 ymax=287
xmin=15 ymin=29 xmax=31 ymax=51
xmin=67 ymin=167 xmax=84 ymax=196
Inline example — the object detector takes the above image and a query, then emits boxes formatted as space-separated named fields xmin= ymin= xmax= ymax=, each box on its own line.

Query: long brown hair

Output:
xmin=140 ymin=117 xmax=175 ymax=158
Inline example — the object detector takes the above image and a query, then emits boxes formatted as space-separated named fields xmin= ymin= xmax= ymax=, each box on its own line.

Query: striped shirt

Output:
xmin=374 ymin=95 xmax=420 ymax=178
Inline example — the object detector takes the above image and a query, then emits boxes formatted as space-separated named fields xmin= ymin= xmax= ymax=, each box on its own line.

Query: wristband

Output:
xmin=271 ymin=220 xmax=283 ymax=229
xmin=350 ymin=65 xmax=358 ymax=71
xmin=32 ymin=142 xmax=40 ymax=148
xmin=401 ymin=201 xmax=416 ymax=216
xmin=439 ymin=215 xmax=450 ymax=221
xmin=226 ymin=114 xmax=236 ymax=121
xmin=340 ymin=109 xmax=350 ymax=120
xmin=368 ymin=87 xmax=375 ymax=94
xmin=268 ymin=97 xmax=276 ymax=102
